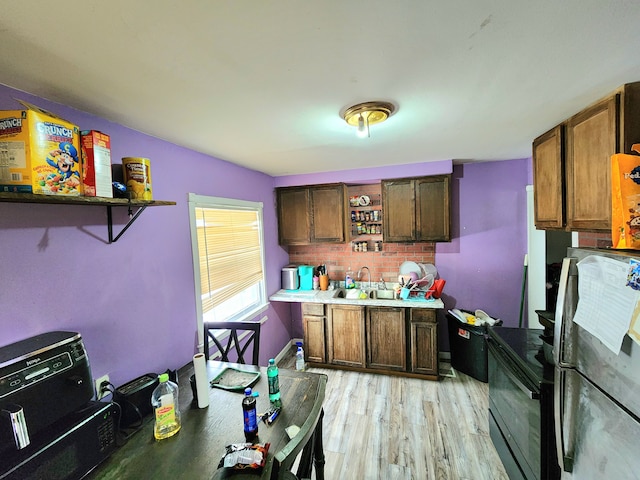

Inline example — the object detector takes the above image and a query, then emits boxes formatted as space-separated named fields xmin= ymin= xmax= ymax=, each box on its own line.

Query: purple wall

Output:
xmin=437 ymin=160 xmax=530 ymax=333
xmin=274 ymin=160 xmax=453 ymax=187
xmin=0 ymin=85 xmax=290 ymax=388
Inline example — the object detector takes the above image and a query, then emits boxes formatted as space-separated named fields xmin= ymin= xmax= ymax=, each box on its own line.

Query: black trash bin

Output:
xmin=446 ymin=311 xmax=489 ymax=382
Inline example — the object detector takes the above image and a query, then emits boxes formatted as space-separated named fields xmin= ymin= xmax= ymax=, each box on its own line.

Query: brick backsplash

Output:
xmin=287 ymin=242 xmax=435 ymax=284
xmin=577 ymin=231 xmax=613 ymax=249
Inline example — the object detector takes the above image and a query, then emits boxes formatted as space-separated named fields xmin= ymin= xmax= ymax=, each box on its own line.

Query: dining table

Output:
xmin=88 ymin=360 xmax=327 ymax=480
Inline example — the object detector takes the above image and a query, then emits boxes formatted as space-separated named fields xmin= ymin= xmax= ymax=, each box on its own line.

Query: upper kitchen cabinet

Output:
xmin=276 ymin=187 xmax=310 ymax=244
xmin=382 ymin=175 xmax=451 ymax=242
xmin=532 ymin=125 xmax=565 ymax=229
xmin=381 ymin=178 xmax=415 ymax=242
xmin=416 ymin=176 xmax=451 ymax=241
xmin=276 ymin=183 xmax=348 ymax=245
xmin=533 ymin=82 xmax=640 ymax=232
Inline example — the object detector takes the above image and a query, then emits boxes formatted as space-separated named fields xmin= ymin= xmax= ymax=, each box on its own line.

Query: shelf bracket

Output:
xmin=107 ymin=204 xmax=148 ymax=243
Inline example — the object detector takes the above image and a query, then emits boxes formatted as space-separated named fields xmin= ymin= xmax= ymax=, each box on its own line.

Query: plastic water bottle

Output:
xmin=295 ymin=342 xmax=305 ymax=371
xmin=151 ymin=373 xmax=181 ymax=440
xmin=267 ymin=359 xmax=282 ymax=408
xmin=242 ymin=387 xmax=258 ymax=441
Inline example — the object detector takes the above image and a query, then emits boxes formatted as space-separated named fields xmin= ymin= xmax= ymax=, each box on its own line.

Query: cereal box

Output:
xmin=612 ymin=144 xmax=640 ymax=249
xmin=0 ymin=100 xmax=82 ymax=195
xmin=81 ymin=130 xmax=113 ymax=197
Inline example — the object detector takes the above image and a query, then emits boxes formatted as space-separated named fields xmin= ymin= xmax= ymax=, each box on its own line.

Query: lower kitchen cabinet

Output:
xmin=302 ymin=303 xmax=326 ymax=364
xmin=299 ymin=301 xmax=440 ymax=379
xmin=326 ymin=304 xmax=365 ymax=367
xmin=366 ymin=307 xmax=406 ymax=371
xmin=410 ymin=309 xmax=439 ymax=376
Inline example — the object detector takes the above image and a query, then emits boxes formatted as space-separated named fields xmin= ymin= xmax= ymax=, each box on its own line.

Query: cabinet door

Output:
xmin=382 ymin=179 xmax=416 ymax=242
xmin=533 ymin=125 xmax=565 ymax=229
xmin=410 ymin=309 xmax=439 ymax=376
xmin=311 ymin=184 xmax=347 ymax=243
xmin=326 ymin=305 xmax=365 ymax=367
xmin=303 ymin=314 xmax=326 ymax=364
xmin=366 ymin=307 xmax=406 ymax=371
xmin=416 ymin=175 xmax=451 ymax=241
xmin=566 ymin=95 xmax=617 ymax=231
xmin=276 ymin=188 xmax=310 ymax=245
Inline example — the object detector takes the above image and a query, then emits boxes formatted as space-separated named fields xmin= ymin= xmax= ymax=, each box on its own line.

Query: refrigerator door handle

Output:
xmin=554 ymin=256 xmax=578 ymax=368
xmin=555 ymin=366 xmax=576 ymax=472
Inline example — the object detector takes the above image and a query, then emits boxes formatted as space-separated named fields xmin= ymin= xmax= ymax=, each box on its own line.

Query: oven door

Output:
xmin=488 ymin=339 xmax=541 ymax=480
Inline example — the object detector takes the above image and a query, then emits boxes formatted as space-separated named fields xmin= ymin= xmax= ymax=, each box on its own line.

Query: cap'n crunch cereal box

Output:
xmin=0 ymin=100 xmax=82 ymax=195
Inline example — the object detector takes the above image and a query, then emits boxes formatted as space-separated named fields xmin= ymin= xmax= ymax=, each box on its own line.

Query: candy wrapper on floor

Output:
xmin=218 ymin=442 xmax=270 ymax=470
xmin=612 ymin=144 xmax=640 ymax=249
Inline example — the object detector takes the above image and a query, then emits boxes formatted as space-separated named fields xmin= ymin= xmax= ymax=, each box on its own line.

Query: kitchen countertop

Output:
xmin=270 ymin=288 xmax=444 ymax=309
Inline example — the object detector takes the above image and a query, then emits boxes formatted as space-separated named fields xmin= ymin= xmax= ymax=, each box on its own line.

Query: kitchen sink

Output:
xmin=370 ymin=289 xmax=396 ymax=300
xmin=333 ymin=288 xmax=396 ymax=300
xmin=333 ymin=288 xmax=367 ymax=299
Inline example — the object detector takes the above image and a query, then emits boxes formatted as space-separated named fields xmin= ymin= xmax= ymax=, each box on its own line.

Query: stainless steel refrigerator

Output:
xmin=554 ymin=247 xmax=640 ymax=479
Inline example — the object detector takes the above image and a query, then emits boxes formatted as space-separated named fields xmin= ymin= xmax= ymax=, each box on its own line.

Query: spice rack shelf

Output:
xmin=348 ymin=192 xmax=383 ymax=252
xmin=0 ymin=192 xmax=176 ymax=243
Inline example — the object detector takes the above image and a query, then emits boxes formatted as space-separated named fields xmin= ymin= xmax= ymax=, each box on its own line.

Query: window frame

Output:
xmin=188 ymin=193 xmax=268 ymax=351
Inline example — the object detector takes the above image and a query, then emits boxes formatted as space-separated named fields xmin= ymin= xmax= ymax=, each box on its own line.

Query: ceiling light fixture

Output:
xmin=343 ymin=101 xmax=396 ymax=138
xmin=357 ymin=114 xmax=368 ymax=138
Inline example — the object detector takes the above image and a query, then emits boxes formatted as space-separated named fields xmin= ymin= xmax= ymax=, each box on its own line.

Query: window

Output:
xmin=188 ymin=194 xmax=267 ymax=349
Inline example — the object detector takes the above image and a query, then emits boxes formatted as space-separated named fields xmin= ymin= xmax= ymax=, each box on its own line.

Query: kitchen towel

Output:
xmin=193 ymin=353 xmax=210 ymax=408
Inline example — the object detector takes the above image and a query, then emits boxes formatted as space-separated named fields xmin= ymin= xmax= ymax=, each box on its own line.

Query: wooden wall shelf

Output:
xmin=0 ymin=192 xmax=176 ymax=243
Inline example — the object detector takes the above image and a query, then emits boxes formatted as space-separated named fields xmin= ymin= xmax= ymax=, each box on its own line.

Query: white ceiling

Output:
xmin=1 ymin=1 xmax=640 ymax=177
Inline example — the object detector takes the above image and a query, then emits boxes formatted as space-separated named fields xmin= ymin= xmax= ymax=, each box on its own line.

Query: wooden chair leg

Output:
xmin=313 ymin=410 xmax=325 ymax=480
xmin=294 ymin=409 xmax=324 ymax=480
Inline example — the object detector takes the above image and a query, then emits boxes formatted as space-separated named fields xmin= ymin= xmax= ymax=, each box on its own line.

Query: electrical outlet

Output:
xmin=95 ymin=374 xmax=110 ymax=400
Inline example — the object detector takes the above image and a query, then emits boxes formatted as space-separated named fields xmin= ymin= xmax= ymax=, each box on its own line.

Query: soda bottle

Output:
xmin=267 ymin=359 xmax=282 ymax=408
xmin=151 ymin=373 xmax=181 ymax=440
xmin=295 ymin=342 xmax=305 ymax=372
xmin=242 ymin=387 xmax=258 ymax=441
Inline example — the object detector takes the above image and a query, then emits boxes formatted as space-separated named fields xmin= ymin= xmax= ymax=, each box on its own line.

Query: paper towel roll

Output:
xmin=193 ymin=353 xmax=209 ymax=408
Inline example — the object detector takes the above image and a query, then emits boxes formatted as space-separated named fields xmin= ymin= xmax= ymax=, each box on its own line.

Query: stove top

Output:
xmin=488 ymin=326 xmax=555 ymax=384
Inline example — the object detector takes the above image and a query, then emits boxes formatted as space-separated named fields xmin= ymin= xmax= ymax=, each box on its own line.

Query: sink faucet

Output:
xmin=357 ymin=266 xmax=371 ymax=290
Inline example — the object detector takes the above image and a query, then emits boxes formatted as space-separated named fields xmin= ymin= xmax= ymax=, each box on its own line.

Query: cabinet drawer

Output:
xmin=302 ymin=303 xmax=325 ymax=316
xmin=410 ymin=308 xmax=436 ymax=323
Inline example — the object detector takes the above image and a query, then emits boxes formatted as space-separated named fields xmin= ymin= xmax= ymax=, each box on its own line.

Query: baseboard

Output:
xmin=439 ymin=351 xmax=451 ymax=361
xmin=274 ymin=338 xmax=303 ymax=365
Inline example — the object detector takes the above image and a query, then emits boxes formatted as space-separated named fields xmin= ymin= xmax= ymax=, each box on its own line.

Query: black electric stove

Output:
xmin=488 ymin=326 xmax=555 ymax=384
xmin=487 ymin=326 xmax=559 ymax=480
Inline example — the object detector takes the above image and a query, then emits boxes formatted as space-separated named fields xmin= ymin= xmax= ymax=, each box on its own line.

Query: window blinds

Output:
xmin=195 ymin=207 xmax=263 ymax=313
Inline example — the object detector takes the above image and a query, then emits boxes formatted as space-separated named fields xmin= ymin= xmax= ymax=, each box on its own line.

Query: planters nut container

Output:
xmin=282 ymin=265 xmax=299 ymax=290
xmin=122 ymin=157 xmax=152 ymax=200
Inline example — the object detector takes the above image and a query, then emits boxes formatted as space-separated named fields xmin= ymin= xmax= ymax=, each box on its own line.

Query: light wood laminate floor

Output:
xmin=281 ymin=353 xmax=508 ymax=480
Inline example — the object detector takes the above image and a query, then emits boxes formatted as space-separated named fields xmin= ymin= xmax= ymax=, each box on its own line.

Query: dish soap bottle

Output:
xmin=151 ymin=373 xmax=181 ymax=440
xmin=345 ymin=266 xmax=355 ymax=289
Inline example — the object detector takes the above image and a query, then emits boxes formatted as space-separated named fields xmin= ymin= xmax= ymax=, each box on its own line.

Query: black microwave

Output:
xmin=1 ymin=401 xmax=119 ymax=480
